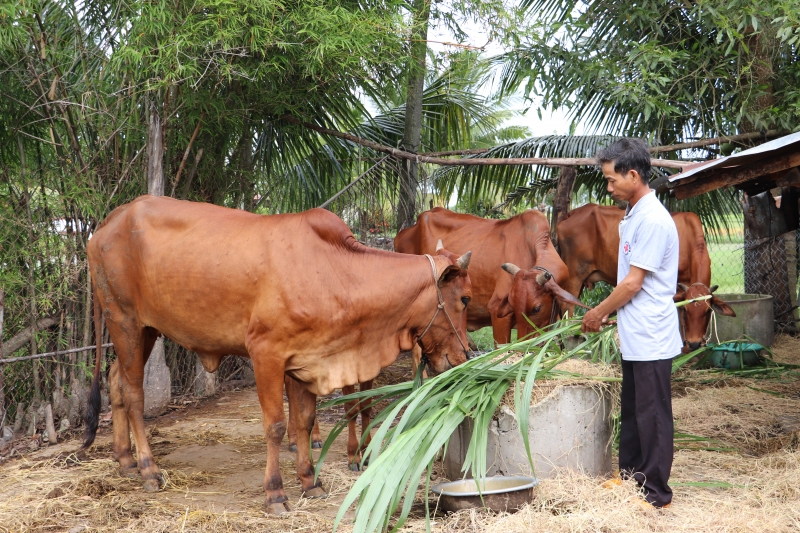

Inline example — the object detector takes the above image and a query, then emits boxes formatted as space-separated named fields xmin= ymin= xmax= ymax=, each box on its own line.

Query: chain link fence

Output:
xmin=0 ymin=156 xmax=417 ymax=442
xmin=707 ymin=216 xmax=800 ymax=333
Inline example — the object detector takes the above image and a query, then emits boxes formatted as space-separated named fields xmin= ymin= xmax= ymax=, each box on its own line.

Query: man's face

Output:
xmin=602 ymin=161 xmax=639 ymax=203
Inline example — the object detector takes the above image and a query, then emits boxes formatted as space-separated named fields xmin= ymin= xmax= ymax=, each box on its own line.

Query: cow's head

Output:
xmin=416 ymin=240 xmax=473 ymax=375
xmin=494 ymin=263 xmax=587 ymax=340
xmin=674 ymin=283 xmax=735 ymax=352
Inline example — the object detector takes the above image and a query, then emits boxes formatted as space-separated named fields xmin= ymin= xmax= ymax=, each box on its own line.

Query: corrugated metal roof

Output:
xmin=669 ymin=131 xmax=800 ymax=183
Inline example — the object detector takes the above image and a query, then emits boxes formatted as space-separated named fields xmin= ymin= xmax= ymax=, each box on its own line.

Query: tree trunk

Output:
xmin=19 ymin=135 xmax=42 ymax=399
xmin=743 ymin=191 xmax=796 ymax=332
xmin=396 ymin=0 xmax=431 ymax=231
xmin=0 ymin=289 xmax=5 ymax=431
xmin=740 ymin=29 xmax=789 ymax=331
xmin=550 ymin=167 xmax=577 ymax=250
xmin=143 ymin=94 xmax=171 ymax=417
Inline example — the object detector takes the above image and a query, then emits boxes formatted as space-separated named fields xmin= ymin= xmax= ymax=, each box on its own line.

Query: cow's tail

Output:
xmin=81 ymin=284 xmax=104 ymax=449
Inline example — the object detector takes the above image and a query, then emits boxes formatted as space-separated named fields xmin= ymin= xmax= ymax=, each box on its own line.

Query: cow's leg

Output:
xmin=491 ymin=314 xmax=513 ymax=345
xmin=411 ymin=344 xmax=428 ymax=379
xmin=311 ymin=417 xmax=322 ymax=449
xmin=358 ymin=380 xmax=374 ymax=467
xmin=288 ymin=377 xmax=326 ymax=497
xmin=108 ymin=360 xmax=138 ymax=477
xmin=112 ymin=325 xmax=164 ymax=492
xmin=285 ymin=375 xmax=298 ymax=452
xmin=253 ymin=359 xmax=291 ymax=514
xmin=343 ymin=384 xmax=360 ymax=470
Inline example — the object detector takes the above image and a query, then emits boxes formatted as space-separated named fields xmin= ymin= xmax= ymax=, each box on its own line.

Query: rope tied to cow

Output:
xmin=676 ymin=289 xmax=716 ymax=349
xmin=417 ymin=254 xmax=470 ymax=358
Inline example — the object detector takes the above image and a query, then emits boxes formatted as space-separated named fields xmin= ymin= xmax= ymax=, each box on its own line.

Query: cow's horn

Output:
xmin=501 ymin=263 xmax=521 ymax=276
xmin=436 ymin=239 xmax=444 ymax=251
xmin=535 ymin=270 xmax=552 ymax=286
xmin=678 ymin=283 xmax=689 ymax=291
xmin=710 ymin=284 xmax=719 ymax=293
xmin=457 ymin=251 xmax=472 ymax=270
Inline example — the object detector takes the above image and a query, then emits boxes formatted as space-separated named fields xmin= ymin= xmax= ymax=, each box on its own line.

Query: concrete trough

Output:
xmin=444 ymin=384 xmax=614 ymax=480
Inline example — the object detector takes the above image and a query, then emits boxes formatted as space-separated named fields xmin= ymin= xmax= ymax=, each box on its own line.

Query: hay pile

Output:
xmin=769 ymin=334 xmax=800 ymax=366
xmin=400 ymin=450 xmax=800 ymax=532
xmin=3 ymin=350 xmax=800 ymax=533
xmin=499 ymin=356 xmax=620 ymax=411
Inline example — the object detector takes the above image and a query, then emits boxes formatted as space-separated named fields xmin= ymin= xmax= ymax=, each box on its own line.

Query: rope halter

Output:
xmin=416 ymin=254 xmax=470 ymax=359
xmin=678 ymin=282 xmax=717 ymax=347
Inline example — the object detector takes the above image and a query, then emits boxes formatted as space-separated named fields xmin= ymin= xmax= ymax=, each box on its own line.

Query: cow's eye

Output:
xmin=531 ymin=305 xmax=542 ymax=314
xmin=461 ymin=296 xmax=470 ymax=307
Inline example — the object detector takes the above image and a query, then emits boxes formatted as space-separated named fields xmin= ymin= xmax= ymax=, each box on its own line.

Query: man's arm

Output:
xmin=581 ymin=266 xmax=647 ymax=333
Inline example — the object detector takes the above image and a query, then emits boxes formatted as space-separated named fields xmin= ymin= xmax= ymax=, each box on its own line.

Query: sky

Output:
xmin=424 ymin=10 xmax=588 ymax=137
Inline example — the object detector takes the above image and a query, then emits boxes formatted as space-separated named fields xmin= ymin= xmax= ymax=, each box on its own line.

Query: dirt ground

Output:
xmin=2 ymin=346 xmax=800 ymax=532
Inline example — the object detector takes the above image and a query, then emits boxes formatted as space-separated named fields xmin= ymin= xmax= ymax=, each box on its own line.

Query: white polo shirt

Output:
xmin=617 ymin=191 xmax=683 ymax=361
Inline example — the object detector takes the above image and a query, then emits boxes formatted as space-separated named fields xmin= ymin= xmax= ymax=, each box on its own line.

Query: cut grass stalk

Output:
xmin=320 ymin=297 xmax=749 ymax=533
xmin=318 ymin=318 xmax=618 ymax=533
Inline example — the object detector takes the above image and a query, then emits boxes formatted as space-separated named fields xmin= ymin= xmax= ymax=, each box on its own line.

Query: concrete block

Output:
xmin=144 ymin=337 xmax=171 ymax=417
xmin=194 ymin=358 xmax=218 ymax=397
xmin=444 ymin=384 xmax=613 ymax=480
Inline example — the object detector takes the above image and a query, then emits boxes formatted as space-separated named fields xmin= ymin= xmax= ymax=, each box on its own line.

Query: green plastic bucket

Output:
xmin=708 ymin=342 xmax=764 ymax=369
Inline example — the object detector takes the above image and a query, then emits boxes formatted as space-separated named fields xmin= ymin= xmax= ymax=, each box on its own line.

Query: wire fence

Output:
xmin=707 ymin=220 xmax=800 ymax=333
xmin=0 ymin=156 xmax=423 ymax=440
xmin=3 ymin=169 xmax=800 ymax=441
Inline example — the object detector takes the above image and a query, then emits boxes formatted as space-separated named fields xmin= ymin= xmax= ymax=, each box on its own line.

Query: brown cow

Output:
xmin=82 ymin=196 xmax=473 ymax=514
xmin=395 ymin=207 xmax=583 ymax=345
xmin=556 ymin=203 xmax=735 ymax=351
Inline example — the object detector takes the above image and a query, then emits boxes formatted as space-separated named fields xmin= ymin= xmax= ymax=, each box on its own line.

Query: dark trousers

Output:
xmin=619 ymin=358 xmax=674 ymax=507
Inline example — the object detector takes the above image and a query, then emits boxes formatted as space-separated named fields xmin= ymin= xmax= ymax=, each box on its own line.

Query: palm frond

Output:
xmin=433 ymin=135 xmax=620 ymax=211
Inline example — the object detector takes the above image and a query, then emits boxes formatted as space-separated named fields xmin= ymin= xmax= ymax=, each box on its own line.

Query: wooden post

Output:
xmin=550 ymin=167 xmax=578 ymax=250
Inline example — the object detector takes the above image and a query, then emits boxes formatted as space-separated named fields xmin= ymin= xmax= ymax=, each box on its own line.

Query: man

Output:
xmin=581 ymin=138 xmax=681 ymax=509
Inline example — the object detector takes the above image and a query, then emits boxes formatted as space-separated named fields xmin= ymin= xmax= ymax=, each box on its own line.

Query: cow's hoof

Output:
xmin=120 ymin=466 xmax=140 ymax=478
xmin=349 ymin=462 xmax=361 ymax=472
xmin=288 ymin=444 xmax=297 ymax=453
xmin=311 ymin=440 xmax=323 ymax=449
xmin=303 ymin=486 xmax=328 ymax=499
xmin=362 ymin=456 xmax=370 ymax=467
xmin=143 ymin=478 xmax=161 ymax=493
xmin=265 ymin=501 xmax=290 ymax=515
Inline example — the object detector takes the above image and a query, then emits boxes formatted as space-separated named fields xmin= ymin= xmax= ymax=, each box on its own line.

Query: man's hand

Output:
xmin=581 ymin=308 xmax=609 ymax=333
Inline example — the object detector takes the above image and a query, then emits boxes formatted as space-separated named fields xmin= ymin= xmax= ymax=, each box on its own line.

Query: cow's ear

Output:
xmin=711 ymin=296 xmax=736 ymax=317
xmin=673 ymin=289 xmax=686 ymax=302
xmin=437 ymin=264 xmax=461 ymax=286
xmin=494 ymin=295 xmax=514 ymax=318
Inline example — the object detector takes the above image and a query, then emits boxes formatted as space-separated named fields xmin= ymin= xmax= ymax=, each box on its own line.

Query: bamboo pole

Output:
xmin=0 ymin=344 xmax=114 ymax=365
xmin=281 ymin=116 xmax=693 ymax=169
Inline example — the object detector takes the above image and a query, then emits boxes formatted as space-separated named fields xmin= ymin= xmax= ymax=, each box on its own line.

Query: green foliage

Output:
xmin=500 ymin=0 xmax=800 ymax=140
xmin=318 ymin=318 xmax=621 ymax=533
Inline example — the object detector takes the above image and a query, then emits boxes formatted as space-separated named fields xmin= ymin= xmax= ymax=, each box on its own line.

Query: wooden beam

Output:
xmin=282 ymin=116 xmax=694 ymax=169
xmin=672 ymin=151 xmax=800 ymax=199
xmin=740 ymin=168 xmax=800 ymax=196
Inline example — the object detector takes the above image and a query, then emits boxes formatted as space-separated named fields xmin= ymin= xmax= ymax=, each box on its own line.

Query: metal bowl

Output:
xmin=431 ymin=475 xmax=538 ymax=513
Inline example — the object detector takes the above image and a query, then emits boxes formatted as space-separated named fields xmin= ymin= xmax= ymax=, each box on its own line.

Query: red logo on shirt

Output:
xmin=623 ymin=241 xmax=631 ymax=255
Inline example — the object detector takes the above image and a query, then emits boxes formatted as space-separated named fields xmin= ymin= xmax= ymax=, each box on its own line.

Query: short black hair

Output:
xmin=596 ymin=138 xmax=652 ymax=183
